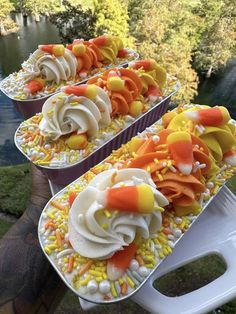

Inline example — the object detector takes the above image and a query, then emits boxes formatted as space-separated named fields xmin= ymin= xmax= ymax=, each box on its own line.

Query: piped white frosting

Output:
xmin=68 ymin=169 xmax=169 ymax=260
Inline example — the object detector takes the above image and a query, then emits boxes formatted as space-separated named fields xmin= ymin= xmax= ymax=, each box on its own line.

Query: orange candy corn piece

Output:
xmin=38 ymin=44 xmax=65 ymax=56
xmin=25 ymin=78 xmax=45 ymax=94
xmin=129 ymin=60 xmax=152 ymax=71
xmin=185 ymin=107 xmax=230 ymax=126
xmin=106 ymin=184 xmax=154 ymax=214
xmin=167 ymin=131 xmax=193 ymax=175
xmin=92 ymin=34 xmax=112 ymax=46
xmin=107 ymin=242 xmax=137 ymax=280
xmin=62 ymin=84 xmax=97 ymax=100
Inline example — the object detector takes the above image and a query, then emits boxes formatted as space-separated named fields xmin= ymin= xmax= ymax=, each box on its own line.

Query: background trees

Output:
xmin=2 ymin=0 xmax=236 ymax=103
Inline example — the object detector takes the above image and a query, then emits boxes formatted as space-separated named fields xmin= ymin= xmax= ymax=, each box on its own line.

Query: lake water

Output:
xmin=0 ymin=14 xmax=235 ymax=166
xmin=0 ymin=14 xmax=60 ymax=166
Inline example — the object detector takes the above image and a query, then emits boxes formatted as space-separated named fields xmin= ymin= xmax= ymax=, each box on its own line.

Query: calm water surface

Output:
xmin=0 ymin=15 xmax=235 ymax=166
xmin=0 ymin=14 xmax=60 ymax=166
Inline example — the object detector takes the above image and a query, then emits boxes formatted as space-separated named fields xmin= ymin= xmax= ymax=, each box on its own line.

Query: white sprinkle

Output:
xmin=173 ymin=228 xmax=182 ymax=238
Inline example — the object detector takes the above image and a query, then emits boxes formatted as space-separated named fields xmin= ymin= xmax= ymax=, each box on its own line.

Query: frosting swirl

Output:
xmin=68 ymin=169 xmax=169 ymax=259
xmin=39 ymin=85 xmax=111 ymax=140
xmin=22 ymin=48 xmax=77 ymax=84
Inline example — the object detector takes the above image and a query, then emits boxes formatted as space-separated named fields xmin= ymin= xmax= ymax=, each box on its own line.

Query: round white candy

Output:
xmin=99 ymin=280 xmax=111 ymax=294
xmin=87 ymin=280 xmax=98 ymax=294
xmin=129 ymin=259 xmax=139 ymax=271
xmin=173 ymin=228 xmax=182 ymax=238
xmin=44 ymin=144 xmax=51 ymax=150
xmin=138 ymin=266 xmax=149 ymax=277
xmin=175 ymin=217 xmax=182 ymax=224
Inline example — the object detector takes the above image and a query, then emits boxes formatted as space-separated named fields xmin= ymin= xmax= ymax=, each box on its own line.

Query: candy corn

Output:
xmin=98 ymin=184 xmax=155 ymax=214
xmin=185 ymin=107 xmax=230 ymax=126
xmin=223 ymin=149 xmax=236 ymax=166
xmin=92 ymin=34 xmax=113 ymax=47
xmin=167 ymin=131 xmax=193 ymax=175
xmin=24 ymin=78 xmax=45 ymax=95
xmin=107 ymin=242 xmax=137 ymax=280
xmin=38 ymin=44 xmax=65 ymax=57
xmin=62 ymin=84 xmax=97 ymax=100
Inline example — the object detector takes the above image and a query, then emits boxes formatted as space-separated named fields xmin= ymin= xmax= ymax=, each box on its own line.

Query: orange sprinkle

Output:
xmin=136 ymin=255 xmax=145 ymax=266
xmin=50 ymin=200 xmax=66 ymax=211
xmin=56 ymin=229 xmax=62 ymax=247
xmin=78 ymin=260 xmax=93 ymax=276
xmin=121 ymin=282 xmax=128 ymax=295
xmin=67 ymin=256 xmax=74 ymax=273
xmin=163 ymin=228 xmax=172 ymax=235
xmin=44 ymin=221 xmax=56 ymax=230
xmin=39 ymin=136 xmax=44 ymax=147
xmin=111 ymin=171 xmax=117 ymax=184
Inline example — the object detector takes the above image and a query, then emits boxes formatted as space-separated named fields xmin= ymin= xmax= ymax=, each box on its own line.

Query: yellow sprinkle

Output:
xmin=126 ymin=275 xmax=135 ymax=288
xmin=48 ymin=236 xmax=56 ymax=241
xmin=58 ymin=224 xmax=68 ymax=232
xmin=101 ymin=223 xmax=109 ymax=230
xmin=89 ymin=270 xmax=103 ymax=277
xmin=44 ymin=247 xmax=52 ymax=255
xmin=145 ymin=263 xmax=154 ymax=268
xmin=104 ymin=208 xmax=111 ymax=219
xmin=80 ymin=275 xmax=91 ymax=286
xmin=154 ymin=158 xmax=159 ymax=164
xmin=162 ymin=247 xmax=170 ymax=256
xmin=157 ymin=173 xmax=164 ymax=181
xmin=167 ymin=160 xmax=172 ymax=167
xmin=145 ymin=256 xmax=156 ymax=264
xmin=47 ymin=244 xmax=58 ymax=250
xmin=47 ymin=212 xmax=55 ymax=219
xmin=95 ymin=276 xmax=103 ymax=282
xmin=111 ymin=282 xmax=118 ymax=297
xmin=103 ymin=273 xmax=108 ymax=280
xmin=161 ymin=167 xmax=168 ymax=174
xmin=118 ymin=277 xmax=124 ymax=285
xmin=132 ymin=152 xmax=138 ymax=158
xmin=159 ymin=251 xmax=165 ymax=259
xmin=146 ymin=166 xmax=151 ymax=172
xmin=70 ymin=102 xmax=79 ymax=106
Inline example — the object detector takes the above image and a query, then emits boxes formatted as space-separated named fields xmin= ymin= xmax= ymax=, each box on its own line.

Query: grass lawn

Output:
xmin=0 ymin=163 xmax=236 ymax=313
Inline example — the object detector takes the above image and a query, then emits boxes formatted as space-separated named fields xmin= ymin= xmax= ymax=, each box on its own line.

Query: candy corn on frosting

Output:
xmin=0 ymin=34 xmax=138 ymax=101
xmin=38 ymin=104 xmax=236 ymax=303
xmin=15 ymin=60 xmax=177 ymax=169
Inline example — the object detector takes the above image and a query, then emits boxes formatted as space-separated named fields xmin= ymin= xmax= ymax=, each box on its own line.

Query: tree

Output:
xmin=129 ymin=0 xmax=203 ymax=103
xmin=50 ymin=0 xmax=97 ymax=43
xmin=23 ymin=0 xmax=61 ymax=21
xmin=0 ymin=0 xmax=17 ymax=35
xmin=194 ymin=0 xmax=236 ymax=77
xmin=94 ymin=0 xmax=133 ymax=47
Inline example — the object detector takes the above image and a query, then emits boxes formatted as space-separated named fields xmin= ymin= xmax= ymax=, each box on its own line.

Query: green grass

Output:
xmin=0 ymin=218 xmax=13 ymax=238
xmin=0 ymin=163 xmax=31 ymax=216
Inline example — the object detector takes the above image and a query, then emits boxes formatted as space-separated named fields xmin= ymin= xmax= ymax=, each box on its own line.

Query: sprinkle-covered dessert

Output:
xmin=15 ymin=61 xmax=178 ymax=169
xmin=0 ymin=34 xmax=138 ymax=101
xmin=38 ymin=104 xmax=236 ymax=303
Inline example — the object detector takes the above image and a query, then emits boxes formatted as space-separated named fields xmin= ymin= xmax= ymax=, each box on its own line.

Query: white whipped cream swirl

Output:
xmin=22 ymin=48 xmax=77 ymax=84
xmin=39 ymin=86 xmax=112 ymax=140
xmin=68 ymin=169 xmax=169 ymax=259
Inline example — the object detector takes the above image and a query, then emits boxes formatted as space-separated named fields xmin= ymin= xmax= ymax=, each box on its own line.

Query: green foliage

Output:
xmin=194 ymin=0 xmax=236 ymax=76
xmin=0 ymin=163 xmax=31 ymax=216
xmin=0 ymin=219 xmax=13 ymax=239
xmin=50 ymin=0 xmax=97 ymax=43
xmin=0 ymin=0 xmax=18 ymax=35
xmin=94 ymin=0 xmax=133 ymax=47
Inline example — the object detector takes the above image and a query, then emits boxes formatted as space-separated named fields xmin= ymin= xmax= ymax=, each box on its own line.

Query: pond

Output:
xmin=0 ymin=13 xmax=60 ymax=166
xmin=0 ymin=14 xmax=235 ymax=166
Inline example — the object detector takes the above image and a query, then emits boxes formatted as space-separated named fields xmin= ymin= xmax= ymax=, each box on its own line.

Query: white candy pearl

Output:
xmin=44 ymin=144 xmax=51 ymax=150
xmin=99 ymin=280 xmax=111 ymax=294
xmin=87 ymin=280 xmax=98 ymax=294
xmin=173 ymin=228 xmax=182 ymax=238
xmin=138 ymin=266 xmax=149 ymax=277
xmin=129 ymin=259 xmax=139 ymax=271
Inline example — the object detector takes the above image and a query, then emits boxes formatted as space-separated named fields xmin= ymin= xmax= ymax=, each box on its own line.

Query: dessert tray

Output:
xmin=15 ymin=61 xmax=180 ymax=185
xmin=0 ymin=34 xmax=139 ymax=119
xmin=38 ymin=104 xmax=236 ymax=304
